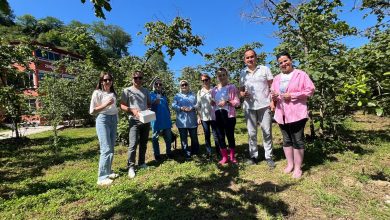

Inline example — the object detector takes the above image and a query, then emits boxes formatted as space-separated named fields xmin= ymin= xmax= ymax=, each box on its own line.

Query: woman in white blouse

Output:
xmin=196 ymin=73 xmax=220 ymax=158
xmin=89 ymin=72 xmax=119 ymax=186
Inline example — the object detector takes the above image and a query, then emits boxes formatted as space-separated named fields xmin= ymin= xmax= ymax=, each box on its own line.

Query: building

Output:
xmin=12 ymin=43 xmax=83 ymax=125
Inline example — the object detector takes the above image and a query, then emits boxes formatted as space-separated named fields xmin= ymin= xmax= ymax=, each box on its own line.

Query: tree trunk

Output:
xmin=13 ymin=119 xmax=20 ymax=139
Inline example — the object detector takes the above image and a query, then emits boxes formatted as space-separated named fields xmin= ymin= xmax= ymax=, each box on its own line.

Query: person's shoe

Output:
xmin=108 ymin=173 xmax=119 ymax=179
xmin=266 ymin=158 xmax=276 ymax=169
xmin=138 ymin=164 xmax=148 ymax=169
xmin=166 ymin=153 xmax=174 ymax=160
xmin=155 ymin=155 xmax=162 ymax=161
xmin=128 ymin=167 xmax=136 ymax=179
xmin=97 ymin=178 xmax=113 ymax=186
xmin=246 ymin=157 xmax=258 ymax=165
xmin=229 ymin=148 xmax=237 ymax=164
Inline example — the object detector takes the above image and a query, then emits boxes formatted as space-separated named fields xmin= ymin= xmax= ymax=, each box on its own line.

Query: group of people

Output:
xmin=89 ymin=49 xmax=315 ymax=186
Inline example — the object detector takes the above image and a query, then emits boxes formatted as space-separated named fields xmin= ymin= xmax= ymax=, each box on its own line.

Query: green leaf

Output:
xmin=375 ymin=108 xmax=383 ymax=116
xmin=357 ymin=101 xmax=362 ymax=107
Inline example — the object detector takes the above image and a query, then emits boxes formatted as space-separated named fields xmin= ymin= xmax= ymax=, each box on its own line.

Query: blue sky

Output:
xmin=8 ymin=0 xmax=376 ymax=77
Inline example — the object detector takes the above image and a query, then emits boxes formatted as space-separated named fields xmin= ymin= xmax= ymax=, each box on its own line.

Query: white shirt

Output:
xmin=280 ymin=72 xmax=293 ymax=93
xmin=196 ymin=88 xmax=213 ymax=121
xmin=89 ymin=90 xmax=118 ymax=115
xmin=214 ymin=85 xmax=229 ymax=111
xmin=239 ymin=65 xmax=273 ymax=110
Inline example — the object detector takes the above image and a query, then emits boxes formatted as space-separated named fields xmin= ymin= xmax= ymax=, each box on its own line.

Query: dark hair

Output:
xmin=216 ymin=67 xmax=228 ymax=74
xmin=200 ymin=73 xmax=210 ymax=80
xmin=96 ymin=72 xmax=117 ymax=96
xmin=276 ymin=51 xmax=292 ymax=60
xmin=244 ymin=48 xmax=257 ymax=57
xmin=133 ymin=71 xmax=143 ymax=77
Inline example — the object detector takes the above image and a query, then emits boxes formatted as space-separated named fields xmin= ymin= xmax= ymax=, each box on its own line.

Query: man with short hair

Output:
xmin=239 ymin=49 xmax=275 ymax=168
xmin=120 ymin=71 xmax=151 ymax=178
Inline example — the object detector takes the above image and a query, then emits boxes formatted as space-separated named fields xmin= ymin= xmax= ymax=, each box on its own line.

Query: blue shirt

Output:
xmin=172 ymin=92 xmax=197 ymax=128
xmin=150 ymin=91 xmax=172 ymax=131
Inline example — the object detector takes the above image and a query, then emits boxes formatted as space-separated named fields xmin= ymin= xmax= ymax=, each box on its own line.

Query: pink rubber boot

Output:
xmin=229 ymin=148 xmax=237 ymax=164
xmin=219 ymin=148 xmax=228 ymax=165
xmin=283 ymin=147 xmax=294 ymax=173
xmin=292 ymin=149 xmax=304 ymax=178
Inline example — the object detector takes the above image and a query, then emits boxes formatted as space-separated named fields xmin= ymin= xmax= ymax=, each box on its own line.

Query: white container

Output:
xmin=138 ymin=110 xmax=156 ymax=123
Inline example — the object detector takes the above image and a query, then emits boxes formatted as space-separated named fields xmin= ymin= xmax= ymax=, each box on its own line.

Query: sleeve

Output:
xmin=172 ymin=95 xmax=181 ymax=112
xmin=290 ymin=72 xmax=315 ymax=101
xmin=89 ymin=90 xmax=98 ymax=115
xmin=228 ymin=85 xmax=241 ymax=107
xmin=195 ymin=90 xmax=201 ymax=110
xmin=265 ymin=66 xmax=273 ymax=80
xmin=145 ymin=89 xmax=151 ymax=107
xmin=271 ymin=77 xmax=282 ymax=102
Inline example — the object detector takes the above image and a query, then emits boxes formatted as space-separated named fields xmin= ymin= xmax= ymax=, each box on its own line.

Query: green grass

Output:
xmin=0 ymin=111 xmax=389 ymax=219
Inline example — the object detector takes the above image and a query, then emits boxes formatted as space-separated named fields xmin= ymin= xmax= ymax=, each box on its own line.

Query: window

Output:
xmin=35 ymin=49 xmax=61 ymax=61
xmin=27 ymin=99 xmax=37 ymax=113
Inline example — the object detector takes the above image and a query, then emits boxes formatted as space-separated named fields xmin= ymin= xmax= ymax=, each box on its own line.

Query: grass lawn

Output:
xmin=0 ymin=111 xmax=389 ymax=219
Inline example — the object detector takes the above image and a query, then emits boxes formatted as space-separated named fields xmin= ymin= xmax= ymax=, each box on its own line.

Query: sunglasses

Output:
xmin=201 ymin=79 xmax=209 ymax=82
xmin=217 ymin=74 xmax=227 ymax=77
xmin=155 ymin=83 xmax=162 ymax=86
xmin=103 ymin=78 xmax=112 ymax=82
xmin=181 ymin=83 xmax=188 ymax=87
xmin=133 ymin=76 xmax=143 ymax=80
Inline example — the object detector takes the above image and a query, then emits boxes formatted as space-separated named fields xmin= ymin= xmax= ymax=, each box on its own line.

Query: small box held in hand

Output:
xmin=138 ymin=110 xmax=156 ymax=123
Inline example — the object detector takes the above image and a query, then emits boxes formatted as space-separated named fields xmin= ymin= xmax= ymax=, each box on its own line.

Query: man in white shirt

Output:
xmin=239 ymin=49 xmax=275 ymax=168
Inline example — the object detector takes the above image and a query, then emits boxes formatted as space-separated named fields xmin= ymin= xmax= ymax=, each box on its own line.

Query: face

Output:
xmin=244 ymin=50 xmax=257 ymax=68
xmin=180 ymin=82 xmax=189 ymax=92
xmin=133 ymin=73 xmax=143 ymax=86
xmin=102 ymin=75 xmax=112 ymax=88
xmin=277 ymin=55 xmax=294 ymax=74
xmin=154 ymin=80 xmax=163 ymax=90
xmin=216 ymin=71 xmax=228 ymax=84
xmin=201 ymin=76 xmax=210 ymax=87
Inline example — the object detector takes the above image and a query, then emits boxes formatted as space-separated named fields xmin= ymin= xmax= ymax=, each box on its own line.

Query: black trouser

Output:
xmin=215 ymin=109 xmax=236 ymax=149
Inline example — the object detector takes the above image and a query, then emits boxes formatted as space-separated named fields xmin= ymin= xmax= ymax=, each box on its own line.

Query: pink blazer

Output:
xmin=210 ymin=84 xmax=240 ymax=119
xmin=271 ymin=69 xmax=315 ymax=124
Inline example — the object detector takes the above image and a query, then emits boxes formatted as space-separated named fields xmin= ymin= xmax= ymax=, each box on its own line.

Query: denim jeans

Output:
xmin=178 ymin=127 xmax=199 ymax=158
xmin=96 ymin=114 xmax=118 ymax=182
xmin=201 ymin=120 xmax=219 ymax=154
xmin=215 ymin=109 xmax=236 ymax=149
xmin=152 ymin=128 xmax=172 ymax=158
xmin=128 ymin=119 xmax=150 ymax=168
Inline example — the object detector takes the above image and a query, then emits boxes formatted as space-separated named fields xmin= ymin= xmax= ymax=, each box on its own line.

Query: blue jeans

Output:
xmin=152 ymin=128 xmax=172 ymax=158
xmin=128 ymin=119 xmax=150 ymax=168
xmin=96 ymin=114 xmax=118 ymax=182
xmin=201 ymin=120 xmax=219 ymax=154
xmin=178 ymin=127 xmax=199 ymax=158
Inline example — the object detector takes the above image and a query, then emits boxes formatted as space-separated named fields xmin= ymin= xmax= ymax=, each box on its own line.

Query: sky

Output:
xmin=8 ymin=0 xmax=377 ymax=78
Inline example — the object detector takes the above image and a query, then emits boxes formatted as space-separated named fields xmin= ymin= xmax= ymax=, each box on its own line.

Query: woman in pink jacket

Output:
xmin=271 ymin=52 xmax=315 ymax=178
xmin=211 ymin=68 xmax=240 ymax=164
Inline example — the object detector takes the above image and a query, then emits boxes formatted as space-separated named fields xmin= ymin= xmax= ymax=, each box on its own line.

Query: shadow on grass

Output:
xmin=0 ymin=136 xmax=97 ymax=185
xmin=98 ymin=165 xmax=294 ymax=219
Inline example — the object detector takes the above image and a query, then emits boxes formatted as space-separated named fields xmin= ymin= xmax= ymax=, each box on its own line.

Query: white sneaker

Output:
xmin=138 ymin=164 xmax=148 ymax=169
xmin=108 ymin=173 xmax=119 ymax=179
xmin=97 ymin=178 xmax=113 ymax=186
xmin=128 ymin=167 xmax=136 ymax=179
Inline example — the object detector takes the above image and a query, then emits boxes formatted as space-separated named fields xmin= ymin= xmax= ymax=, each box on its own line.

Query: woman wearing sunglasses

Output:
xmin=211 ymin=68 xmax=240 ymax=164
xmin=195 ymin=73 xmax=220 ymax=159
xmin=89 ymin=72 xmax=119 ymax=186
xmin=172 ymin=80 xmax=199 ymax=159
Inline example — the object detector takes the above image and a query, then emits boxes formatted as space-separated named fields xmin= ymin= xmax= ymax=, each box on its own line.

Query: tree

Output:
xmin=1 ymin=0 xmax=112 ymax=19
xmin=38 ymin=76 xmax=70 ymax=150
xmin=141 ymin=17 xmax=203 ymax=65
xmin=90 ymin=21 xmax=132 ymax=58
xmin=0 ymin=38 xmax=33 ymax=139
